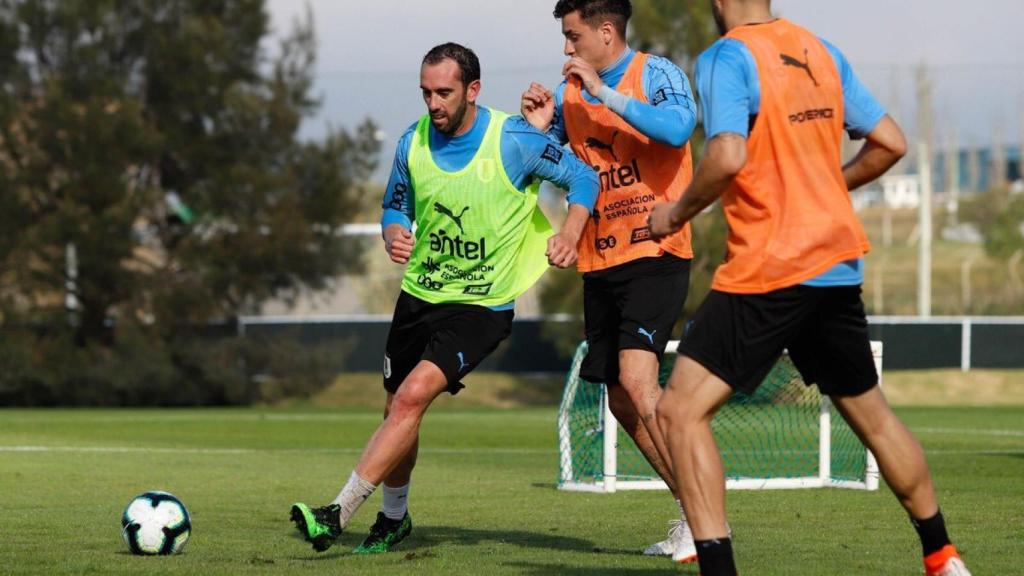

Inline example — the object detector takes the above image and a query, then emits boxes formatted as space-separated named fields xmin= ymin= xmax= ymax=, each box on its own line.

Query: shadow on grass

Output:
xmin=289 ymin=524 xmax=598 ymax=561
xmin=404 ymin=524 xmax=595 ymax=553
xmin=505 ymin=561 xmax=698 ymax=576
xmin=983 ymin=451 xmax=1024 ymax=460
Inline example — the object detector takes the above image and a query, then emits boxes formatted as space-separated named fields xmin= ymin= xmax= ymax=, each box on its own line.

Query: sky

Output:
xmin=265 ymin=0 xmax=1024 ymax=181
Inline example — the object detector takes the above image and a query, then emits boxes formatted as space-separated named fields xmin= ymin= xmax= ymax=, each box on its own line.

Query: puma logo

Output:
xmin=457 ymin=352 xmax=467 ymax=372
xmin=423 ymin=257 xmax=441 ymax=274
xmin=434 ymin=202 xmax=469 ymax=234
xmin=585 ymin=131 xmax=620 ymax=162
xmin=780 ymin=49 xmax=819 ymax=87
xmin=637 ymin=327 xmax=657 ymax=345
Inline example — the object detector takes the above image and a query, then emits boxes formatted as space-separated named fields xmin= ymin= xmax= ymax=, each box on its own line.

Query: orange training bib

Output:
xmin=563 ymin=52 xmax=694 ymax=273
xmin=712 ymin=19 xmax=870 ymax=294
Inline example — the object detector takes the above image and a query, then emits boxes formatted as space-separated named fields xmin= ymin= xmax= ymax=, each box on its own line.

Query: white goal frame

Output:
xmin=557 ymin=340 xmax=882 ymax=493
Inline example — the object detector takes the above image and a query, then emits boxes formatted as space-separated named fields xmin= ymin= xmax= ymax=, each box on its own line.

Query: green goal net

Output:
xmin=557 ymin=341 xmax=881 ymax=492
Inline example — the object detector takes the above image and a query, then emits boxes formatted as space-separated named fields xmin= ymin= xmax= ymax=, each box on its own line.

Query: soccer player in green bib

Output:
xmin=290 ymin=43 xmax=599 ymax=555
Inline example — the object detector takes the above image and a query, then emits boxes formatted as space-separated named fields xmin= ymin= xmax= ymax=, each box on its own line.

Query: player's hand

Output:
xmin=384 ymin=224 xmax=414 ymax=265
xmin=546 ymin=231 xmax=578 ymax=269
xmin=521 ymin=82 xmax=555 ymax=131
xmin=647 ymin=202 xmax=683 ymax=241
xmin=562 ymin=57 xmax=604 ymax=98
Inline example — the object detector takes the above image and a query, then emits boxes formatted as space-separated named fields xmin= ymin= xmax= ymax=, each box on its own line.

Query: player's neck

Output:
xmin=728 ymin=8 xmax=776 ymax=31
xmin=453 ymin=103 xmax=479 ymax=137
xmin=595 ymin=43 xmax=628 ymax=73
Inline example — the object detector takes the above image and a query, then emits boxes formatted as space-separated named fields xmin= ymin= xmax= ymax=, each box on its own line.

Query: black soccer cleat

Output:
xmin=352 ymin=511 xmax=413 ymax=554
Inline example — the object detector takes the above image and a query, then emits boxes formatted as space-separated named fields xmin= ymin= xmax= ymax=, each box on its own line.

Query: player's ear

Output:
xmin=600 ymin=20 xmax=615 ymax=45
xmin=466 ymin=79 xmax=481 ymax=105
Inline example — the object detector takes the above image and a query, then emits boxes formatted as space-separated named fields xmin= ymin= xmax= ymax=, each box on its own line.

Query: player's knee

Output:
xmin=617 ymin=367 xmax=642 ymax=390
xmin=655 ymin=388 xmax=694 ymax=430
xmin=618 ymin=369 xmax=659 ymax=408
xmin=390 ymin=380 xmax=434 ymax=418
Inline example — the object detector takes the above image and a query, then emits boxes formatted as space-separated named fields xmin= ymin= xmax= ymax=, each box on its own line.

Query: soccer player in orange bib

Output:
xmin=648 ymin=1 xmax=972 ymax=575
xmin=522 ymin=0 xmax=700 ymax=563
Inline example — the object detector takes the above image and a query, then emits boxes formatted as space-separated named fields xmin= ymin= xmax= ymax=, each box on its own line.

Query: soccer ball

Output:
xmin=121 ymin=491 xmax=191 ymax=555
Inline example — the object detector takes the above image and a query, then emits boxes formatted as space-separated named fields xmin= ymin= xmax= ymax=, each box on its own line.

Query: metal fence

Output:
xmin=238 ymin=315 xmax=1024 ymax=374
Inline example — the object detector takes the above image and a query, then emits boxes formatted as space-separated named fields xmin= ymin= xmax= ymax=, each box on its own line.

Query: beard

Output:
xmin=431 ymin=96 xmax=470 ymax=137
xmin=711 ymin=1 xmax=727 ymax=35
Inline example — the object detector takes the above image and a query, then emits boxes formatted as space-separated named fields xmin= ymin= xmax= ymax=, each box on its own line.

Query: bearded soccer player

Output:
xmin=290 ymin=43 xmax=599 ymax=555
xmin=648 ymin=2 xmax=972 ymax=575
xmin=521 ymin=0 xmax=699 ymax=563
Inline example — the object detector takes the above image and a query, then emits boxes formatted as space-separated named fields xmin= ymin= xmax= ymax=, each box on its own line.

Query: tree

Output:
xmin=0 ymin=0 xmax=380 ymax=404
xmin=961 ymin=187 xmax=1024 ymax=260
xmin=630 ymin=0 xmax=718 ymax=77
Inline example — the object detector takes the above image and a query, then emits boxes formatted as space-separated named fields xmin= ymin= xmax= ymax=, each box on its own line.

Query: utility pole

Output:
xmin=946 ymin=130 xmax=960 ymax=225
xmin=1019 ymin=94 xmax=1024 ymax=184
xmin=967 ymin=144 xmax=981 ymax=193
xmin=889 ymin=65 xmax=905 ymax=175
xmin=992 ymin=121 xmax=1007 ymax=190
xmin=916 ymin=63 xmax=933 ymax=318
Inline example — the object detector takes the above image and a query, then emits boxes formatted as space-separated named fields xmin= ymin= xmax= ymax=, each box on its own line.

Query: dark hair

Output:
xmin=422 ymin=43 xmax=481 ymax=85
xmin=553 ymin=0 xmax=632 ymax=38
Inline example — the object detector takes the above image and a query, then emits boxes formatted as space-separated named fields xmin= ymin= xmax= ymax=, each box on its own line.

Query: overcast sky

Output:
xmin=266 ymin=0 xmax=1024 ymax=181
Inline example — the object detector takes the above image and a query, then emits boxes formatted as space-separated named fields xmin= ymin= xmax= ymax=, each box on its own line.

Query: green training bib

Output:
xmin=402 ymin=109 xmax=553 ymax=306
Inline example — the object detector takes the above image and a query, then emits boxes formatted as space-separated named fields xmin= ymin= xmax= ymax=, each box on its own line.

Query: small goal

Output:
xmin=557 ymin=340 xmax=882 ymax=492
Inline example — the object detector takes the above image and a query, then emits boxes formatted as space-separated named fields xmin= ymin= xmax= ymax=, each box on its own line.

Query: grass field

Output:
xmin=2 ymin=405 xmax=1022 ymax=575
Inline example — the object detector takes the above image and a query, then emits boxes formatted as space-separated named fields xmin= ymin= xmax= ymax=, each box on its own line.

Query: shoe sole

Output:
xmin=289 ymin=505 xmax=335 ymax=552
xmin=675 ymin=554 xmax=698 ymax=564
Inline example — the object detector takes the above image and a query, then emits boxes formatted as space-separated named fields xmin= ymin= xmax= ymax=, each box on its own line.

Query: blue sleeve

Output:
xmin=381 ymin=123 xmax=417 ymax=230
xmin=549 ymin=82 xmax=569 ymax=145
xmin=820 ymin=38 xmax=886 ymax=140
xmin=695 ymin=38 xmax=757 ymax=140
xmin=616 ymin=55 xmax=696 ymax=147
xmin=501 ymin=116 xmax=599 ymax=210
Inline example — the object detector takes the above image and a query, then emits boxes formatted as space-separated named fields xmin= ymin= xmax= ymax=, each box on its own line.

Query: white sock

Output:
xmin=331 ymin=471 xmax=377 ymax=529
xmin=381 ymin=482 xmax=410 ymax=520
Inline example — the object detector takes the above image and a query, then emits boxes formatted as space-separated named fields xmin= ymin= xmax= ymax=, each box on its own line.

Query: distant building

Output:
xmin=936 ymin=144 xmax=1021 ymax=193
xmin=881 ymin=174 xmax=922 ymax=209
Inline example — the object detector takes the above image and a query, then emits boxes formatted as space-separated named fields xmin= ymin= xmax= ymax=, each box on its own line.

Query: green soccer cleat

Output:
xmin=352 ymin=511 xmax=413 ymax=555
xmin=290 ymin=503 xmax=342 ymax=552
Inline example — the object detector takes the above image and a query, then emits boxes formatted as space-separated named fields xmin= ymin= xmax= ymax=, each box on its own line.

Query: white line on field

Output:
xmin=0 ymin=445 xmax=550 ymax=455
xmin=1 ymin=446 xmax=1021 ymax=458
xmin=926 ymin=449 xmax=1024 ymax=455
xmin=915 ymin=427 xmax=1024 ymax=438
xmin=0 ymin=412 xmax=556 ymax=424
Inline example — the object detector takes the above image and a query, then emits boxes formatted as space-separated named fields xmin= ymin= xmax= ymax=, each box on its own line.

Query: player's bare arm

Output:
xmin=520 ymin=82 xmax=555 ymax=131
xmin=383 ymin=223 xmax=414 ymax=265
xmin=546 ymin=203 xmax=590 ymax=268
xmin=648 ymin=133 xmax=747 ymax=239
xmin=842 ymin=115 xmax=907 ymax=191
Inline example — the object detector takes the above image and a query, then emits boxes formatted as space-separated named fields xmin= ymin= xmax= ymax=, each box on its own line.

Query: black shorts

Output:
xmin=579 ymin=254 xmax=691 ymax=384
xmin=383 ymin=291 xmax=514 ymax=395
xmin=678 ymin=285 xmax=878 ymax=396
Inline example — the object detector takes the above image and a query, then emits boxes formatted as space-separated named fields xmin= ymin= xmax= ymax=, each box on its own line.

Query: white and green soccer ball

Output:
xmin=121 ymin=491 xmax=191 ymax=555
